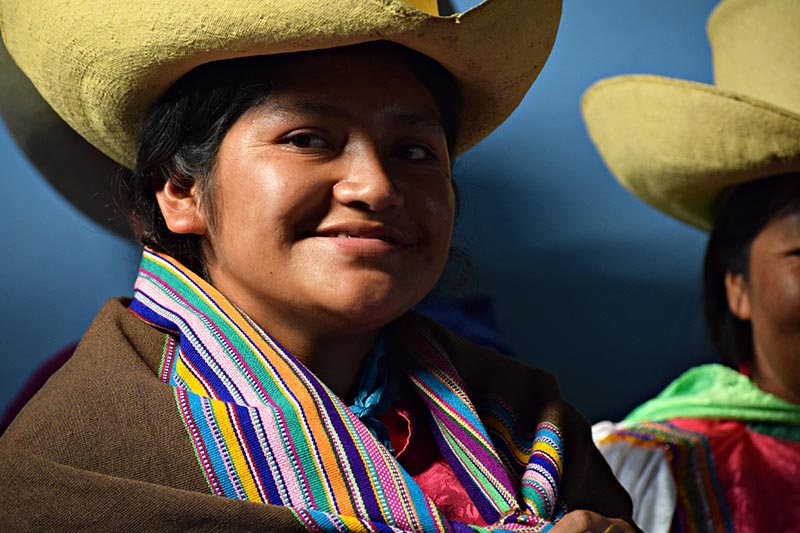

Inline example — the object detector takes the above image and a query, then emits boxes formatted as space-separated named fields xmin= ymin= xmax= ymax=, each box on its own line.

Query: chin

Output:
xmin=334 ymin=275 xmax=425 ymax=300
xmin=332 ymin=293 xmax=422 ymax=328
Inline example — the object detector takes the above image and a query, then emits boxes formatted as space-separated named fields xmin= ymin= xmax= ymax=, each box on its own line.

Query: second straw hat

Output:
xmin=582 ymin=0 xmax=800 ymax=231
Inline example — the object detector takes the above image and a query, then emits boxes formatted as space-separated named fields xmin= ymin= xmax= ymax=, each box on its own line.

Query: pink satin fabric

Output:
xmin=383 ymin=398 xmax=487 ymax=526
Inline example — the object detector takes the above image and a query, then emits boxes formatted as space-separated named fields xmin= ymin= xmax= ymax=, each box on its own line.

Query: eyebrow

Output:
xmin=389 ymin=112 xmax=443 ymax=130
xmin=276 ymin=99 xmax=444 ymax=129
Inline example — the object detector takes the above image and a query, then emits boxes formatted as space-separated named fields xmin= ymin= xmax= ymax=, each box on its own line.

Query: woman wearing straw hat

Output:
xmin=0 ymin=1 xmax=636 ymax=531
xmin=583 ymin=0 xmax=800 ymax=531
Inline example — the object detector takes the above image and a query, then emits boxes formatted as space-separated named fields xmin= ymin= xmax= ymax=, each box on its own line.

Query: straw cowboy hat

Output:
xmin=582 ymin=0 xmax=800 ymax=231
xmin=0 ymin=0 xmax=561 ymax=237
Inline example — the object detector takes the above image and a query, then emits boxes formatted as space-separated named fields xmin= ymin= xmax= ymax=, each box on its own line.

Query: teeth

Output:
xmin=332 ymin=233 xmax=396 ymax=242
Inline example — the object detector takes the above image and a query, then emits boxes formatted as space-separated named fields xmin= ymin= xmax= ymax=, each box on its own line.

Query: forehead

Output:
xmin=758 ymin=212 xmax=800 ymax=242
xmin=261 ymin=43 xmax=444 ymax=122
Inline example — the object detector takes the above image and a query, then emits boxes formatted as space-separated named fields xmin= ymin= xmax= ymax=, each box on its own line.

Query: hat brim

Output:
xmin=0 ymin=41 xmax=131 ymax=238
xmin=1 ymin=0 xmax=561 ymax=169
xmin=582 ymin=74 xmax=800 ymax=230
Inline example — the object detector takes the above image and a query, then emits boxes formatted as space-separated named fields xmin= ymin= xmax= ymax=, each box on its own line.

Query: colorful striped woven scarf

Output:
xmin=600 ymin=422 xmax=734 ymax=532
xmin=129 ymin=248 xmax=566 ymax=532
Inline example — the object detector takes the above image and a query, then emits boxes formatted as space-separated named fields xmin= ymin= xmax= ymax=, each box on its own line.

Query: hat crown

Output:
xmin=708 ymin=0 xmax=800 ymax=114
xmin=405 ymin=0 xmax=439 ymax=15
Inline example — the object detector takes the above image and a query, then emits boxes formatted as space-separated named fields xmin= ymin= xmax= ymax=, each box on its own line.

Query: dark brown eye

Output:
xmin=286 ymin=133 xmax=330 ymax=149
xmin=397 ymin=144 xmax=434 ymax=161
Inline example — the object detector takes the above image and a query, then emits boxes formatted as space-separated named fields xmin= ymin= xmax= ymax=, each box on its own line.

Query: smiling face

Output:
xmin=726 ymin=211 xmax=800 ymax=404
xmin=161 ymin=44 xmax=456 ymax=350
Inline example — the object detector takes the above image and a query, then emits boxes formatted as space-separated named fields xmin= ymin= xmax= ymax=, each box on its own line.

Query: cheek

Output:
xmin=753 ymin=263 xmax=800 ymax=330
xmin=417 ymin=181 xmax=455 ymax=244
xmin=225 ymin=164 xmax=329 ymax=232
xmin=771 ymin=272 xmax=800 ymax=323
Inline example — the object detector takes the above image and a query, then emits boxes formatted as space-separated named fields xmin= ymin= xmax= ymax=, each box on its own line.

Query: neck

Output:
xmin=280 ymin=326 xmax=380 ymax=402
xmin=203 ymin=270 xmax=385 ymax=401
xmin=236 ymin=299 xmax=381 ymax=402
xmin=751 ymin=358 xmax=800 ymax=405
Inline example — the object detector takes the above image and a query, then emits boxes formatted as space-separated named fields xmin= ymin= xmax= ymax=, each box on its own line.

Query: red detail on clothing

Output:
xmin=671 ymin=418 xmax=800 ymax=533
xmin=382 ymin=398 xmax=486 ymax=526
xmin=1 ymin=343 xmax=77 ymax=435
xmin=737 ymin=363 xmax=753 ymax=378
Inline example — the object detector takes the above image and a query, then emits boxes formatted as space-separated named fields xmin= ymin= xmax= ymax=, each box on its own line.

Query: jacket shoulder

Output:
xmin=1 ymin=298 xmax=206 ymax=492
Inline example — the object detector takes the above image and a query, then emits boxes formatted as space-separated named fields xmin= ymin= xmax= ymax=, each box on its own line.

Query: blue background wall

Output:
xmin=0 ymin=0 xmax=718 ymax=422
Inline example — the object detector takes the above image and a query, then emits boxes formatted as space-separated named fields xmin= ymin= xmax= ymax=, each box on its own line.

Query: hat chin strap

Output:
xmin=405 ymin=0 xmax=440 ymax=15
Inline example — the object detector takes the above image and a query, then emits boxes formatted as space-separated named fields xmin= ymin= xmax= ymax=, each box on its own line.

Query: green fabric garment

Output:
xmin=623 ymin=363 xmax=800 ymax=427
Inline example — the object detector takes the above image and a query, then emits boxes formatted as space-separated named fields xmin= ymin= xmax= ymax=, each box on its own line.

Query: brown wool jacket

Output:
xmin=0 ymin=298 xmax=634 ymax=531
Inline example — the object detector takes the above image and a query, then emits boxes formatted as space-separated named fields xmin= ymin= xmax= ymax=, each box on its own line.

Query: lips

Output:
xmin=315 ymin=223 xmax=413 ymax=246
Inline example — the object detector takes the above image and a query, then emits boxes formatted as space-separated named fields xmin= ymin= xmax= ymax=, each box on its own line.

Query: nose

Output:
xmin=332 ymin=145 xmax=404 ymax=211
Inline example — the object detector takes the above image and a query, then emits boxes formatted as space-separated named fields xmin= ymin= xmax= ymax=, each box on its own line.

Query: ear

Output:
xmin=725 ymin=271 xmax=751 ymax=321
xmin=154 ymin=177 xmax=208 ymax=235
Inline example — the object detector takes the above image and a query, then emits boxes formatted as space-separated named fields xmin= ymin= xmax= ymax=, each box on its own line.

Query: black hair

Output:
xmin=120 ymin=41 xmax=462 ymax=278
xmin=704 ymin=173 xmax=800 ymax=367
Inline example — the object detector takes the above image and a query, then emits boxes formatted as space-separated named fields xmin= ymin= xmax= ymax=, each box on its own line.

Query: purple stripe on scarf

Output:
xmin=230 ymin=403 xmax=284 ymax=504
xmin=423 ymin=407 xmax=504 ymax=525
xmin=530 ymin=451 xmax=559 ymax=483
xmin=305 ymin=375 xmax=385 ymax=522
xmin=178 ymin=339 xmax=238 ymax=403
xmin=135 ymin=282 xmax=250 ymax=405
xmin=132 ymin=293 xmax=235 ymax=401
xmin=129 ymin=296 xmax=178 ymax=333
